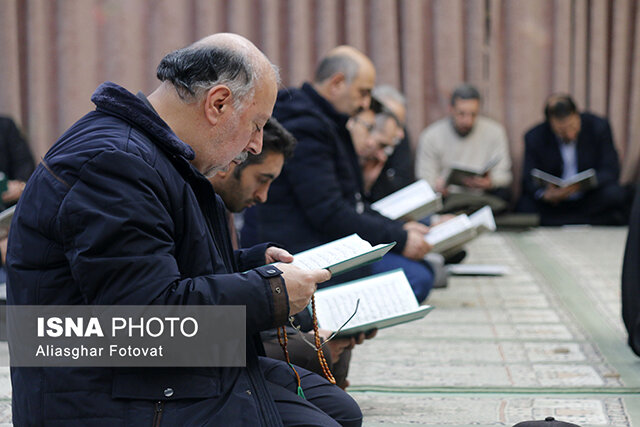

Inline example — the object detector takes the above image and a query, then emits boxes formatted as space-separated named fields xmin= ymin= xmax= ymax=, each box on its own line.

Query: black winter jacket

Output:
xmin=242 ymin=83 xmax=407 ymax=254
xmin=7 ymin=82 xmax=288 ymax=426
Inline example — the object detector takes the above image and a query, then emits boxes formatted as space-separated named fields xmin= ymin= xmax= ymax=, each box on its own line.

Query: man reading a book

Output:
xmin=211 ymin=118 xmax=363 ymax=390
xmin=518 ymin=94 xmax=630 ymax=225
xmin=7 ymin=33 xmax=362 ymax=426
xmin=241 ymin=46 xmax=437 ymax=303
xmin=415 ymin=83 xmax=513 ymax=214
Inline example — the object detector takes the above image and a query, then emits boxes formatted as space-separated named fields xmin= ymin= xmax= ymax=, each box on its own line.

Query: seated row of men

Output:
xmin=416 ymin=86 xmax=629 ymax=226
xmin=4 ymin=33 xmax=633 ymax=425
xmin=208 ymin=44 xmax=633 ymax=396
xmin=415 ymin=84 xmax=630 ymax=226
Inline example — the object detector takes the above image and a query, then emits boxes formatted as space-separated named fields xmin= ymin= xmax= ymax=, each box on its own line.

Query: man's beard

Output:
xmin=203 ymin=152 xmax=249 ymax=179
xmin=454 ymin=125 xmax=472 ymax=137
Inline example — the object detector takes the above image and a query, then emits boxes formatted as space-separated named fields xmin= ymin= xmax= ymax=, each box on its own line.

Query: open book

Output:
xmin=446 ymin=156 xmax=501 ymax=186
xmin=0 ymin=205 xmax=15 ymax=240
xmin=425 ymin=214 xmax=477 ymax=254
xmin=313 ymin=269 xmax=433 ymax=337
xmin=469 ymin=205 xmax=496 ymax=234
xmin=531 ymin=168 xmax=598 ymax=190
xmin=425 ymin=206 xmax=496 ymax=254
xmin=370 ymin=179 xmax=442 ymax=221
xmin=291 ymin=234 xmax=396 ymax=276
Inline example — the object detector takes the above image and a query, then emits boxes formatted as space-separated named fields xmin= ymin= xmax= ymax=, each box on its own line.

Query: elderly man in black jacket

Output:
xmin=8 ymin=33 xmax=361 ymax=427
xmin=519 ymin=94 xmax=629 ymax=225
xmin=242 ymin=46 xmax=435 ymax=303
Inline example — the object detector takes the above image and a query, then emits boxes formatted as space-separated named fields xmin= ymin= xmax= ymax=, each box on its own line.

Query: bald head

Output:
xmin=313 ymin=45 xmax=376 ymax=116
xmin=157 ymin=33 xmax=279 ymax=108
xmin=149 ymin=33 xmax=278 ymax=178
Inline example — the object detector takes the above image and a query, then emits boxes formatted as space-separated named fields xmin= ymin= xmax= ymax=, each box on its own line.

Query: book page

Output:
xmin=531 ymin=169 xmax=564 ymax=187
xmin=425 ymin=214 xmax=473 ymax=246
xmin=564 ymin=168 xmax=596 ymax=187
xmin=481 ymin=156 xmax=501 ymax=174
xmin=291 ymin=234 xmax=373 ymax=271
xmin=314 ymin=270 xmax=419 ymax=331
xmin=371 ymin=180 xmax=437 ymax=220
xmin=469 ymin=206 xmax=496 ymax=233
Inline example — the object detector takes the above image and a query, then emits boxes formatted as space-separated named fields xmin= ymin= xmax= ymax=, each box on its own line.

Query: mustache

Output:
xmin=233 ymin=151 xmax=249 ymax=164
xmin=202 ymin=152 xmax=249 ymax=179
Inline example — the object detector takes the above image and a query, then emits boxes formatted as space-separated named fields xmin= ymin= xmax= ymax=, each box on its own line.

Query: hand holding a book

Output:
xmin=265 ymin=246 xmax=294 ymax=264
xmin=402 ymin=226 xmax=432 ymax=260
xmin=435 ymin=177 xmax=448 ymax=196
xmin=462 ymin=174 xmax=492 ymax=190
xmin=542 ymin=183 xmax=580 ymax=204
xmin=276 ymin=263 xmax=331 ymax=315
xmin=318 ymin=328 xmax=353 ymax=363
xmin=1 ymin=180 xmax=26 ymax=204
xmin=403 ymin=221 xmax=430 ymax=234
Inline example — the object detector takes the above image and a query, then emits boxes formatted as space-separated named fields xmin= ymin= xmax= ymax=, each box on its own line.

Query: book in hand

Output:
xmin=446 ymin=156 xmax=501 ymax=186
xmin=291 ymin=234 xmax=396 ymax=276
xmin=424 ymin=214 xmax=477 ymax=254
xmin=370 ymin=179 xmax=443 ymax=221
xmin=424 ymin=206 xmax=496 ymax=255
xmin=531 ymin=168 xmax=598 ymax=191
xmin=313 ymin=269 xmax=433 ymax=337
xmin=0 ymin=205 xmax=16 ymax=240
xmin=469 ymin=205 xmax=496 ymax=234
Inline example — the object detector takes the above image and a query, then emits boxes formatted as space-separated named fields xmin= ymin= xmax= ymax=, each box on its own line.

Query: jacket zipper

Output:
xmin=152 ymin=401 xmax=163 ymax=427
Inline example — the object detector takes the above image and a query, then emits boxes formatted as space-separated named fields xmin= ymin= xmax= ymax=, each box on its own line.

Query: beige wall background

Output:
xmin=1 ymin=0 xmax=639 ymax=189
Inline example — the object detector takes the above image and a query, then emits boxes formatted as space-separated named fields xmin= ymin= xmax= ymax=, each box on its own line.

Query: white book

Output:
xmin=291 ymin=234 xmax=396 ymax=276
xmin=314 ymin=269 xmax=433 ymax=337
xmin=531 ymin=168 xmax=598 ymax=190
xmin=370 ymin=180 xmax=442 ymax=221
xmin=0 ymin=205 xmax=16 ymax=240
xmin=469 ymin=205 xmax=496 ymax=234
xmin=424 ymin=214 xmax=477 ymax=254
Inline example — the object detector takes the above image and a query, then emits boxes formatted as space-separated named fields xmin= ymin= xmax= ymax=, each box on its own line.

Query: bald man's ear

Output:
xmin=327 ymin=72 xmax=347 ymax=96
xmin=204 ymin=85 xmax=233 ymax=125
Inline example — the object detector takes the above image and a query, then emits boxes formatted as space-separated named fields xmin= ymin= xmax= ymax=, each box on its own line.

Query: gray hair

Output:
xmin=157 ymin=43 xmax=279 ymax=110
xmin=314 ymin=54 xmax=359 ymax=84
xmin=372 ymin=85 xmax=406 ymax=108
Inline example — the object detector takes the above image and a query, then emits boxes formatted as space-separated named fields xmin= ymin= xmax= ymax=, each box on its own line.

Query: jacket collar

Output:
xmin=301 ymin=82 xmax=350 ymax=128
xmin=91 ymin=82 xmax=195 ymax=161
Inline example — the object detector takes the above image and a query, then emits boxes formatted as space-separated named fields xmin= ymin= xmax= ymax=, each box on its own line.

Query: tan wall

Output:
xmin=2 ymin=0 xmax=640 ymax=186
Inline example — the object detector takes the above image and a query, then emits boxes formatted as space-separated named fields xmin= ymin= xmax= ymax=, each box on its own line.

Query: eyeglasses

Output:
xmin=288 ymin=298 xmax=361 ymax=349
xmin=351 ymin=116 xmax=375 ymax=133
xmin=374 ymin=136 xmax=400 ymax=157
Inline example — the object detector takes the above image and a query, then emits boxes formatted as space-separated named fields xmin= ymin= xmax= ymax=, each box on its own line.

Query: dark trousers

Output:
xmin=519 ymin=183 xmax=631 ymax=226
xmin=260 ymin=356 xmax=362 ymax=427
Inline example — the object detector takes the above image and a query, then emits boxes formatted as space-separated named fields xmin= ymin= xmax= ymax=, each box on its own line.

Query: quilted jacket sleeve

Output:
xmin=58 ymin=150 xmax=288 ymax=334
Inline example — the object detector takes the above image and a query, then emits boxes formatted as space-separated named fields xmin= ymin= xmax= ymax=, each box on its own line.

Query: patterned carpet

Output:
xmin=0 ymin=228 xmax=636 ymax=426
xmin=348 ymin=227 xmax=640 ymax=426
